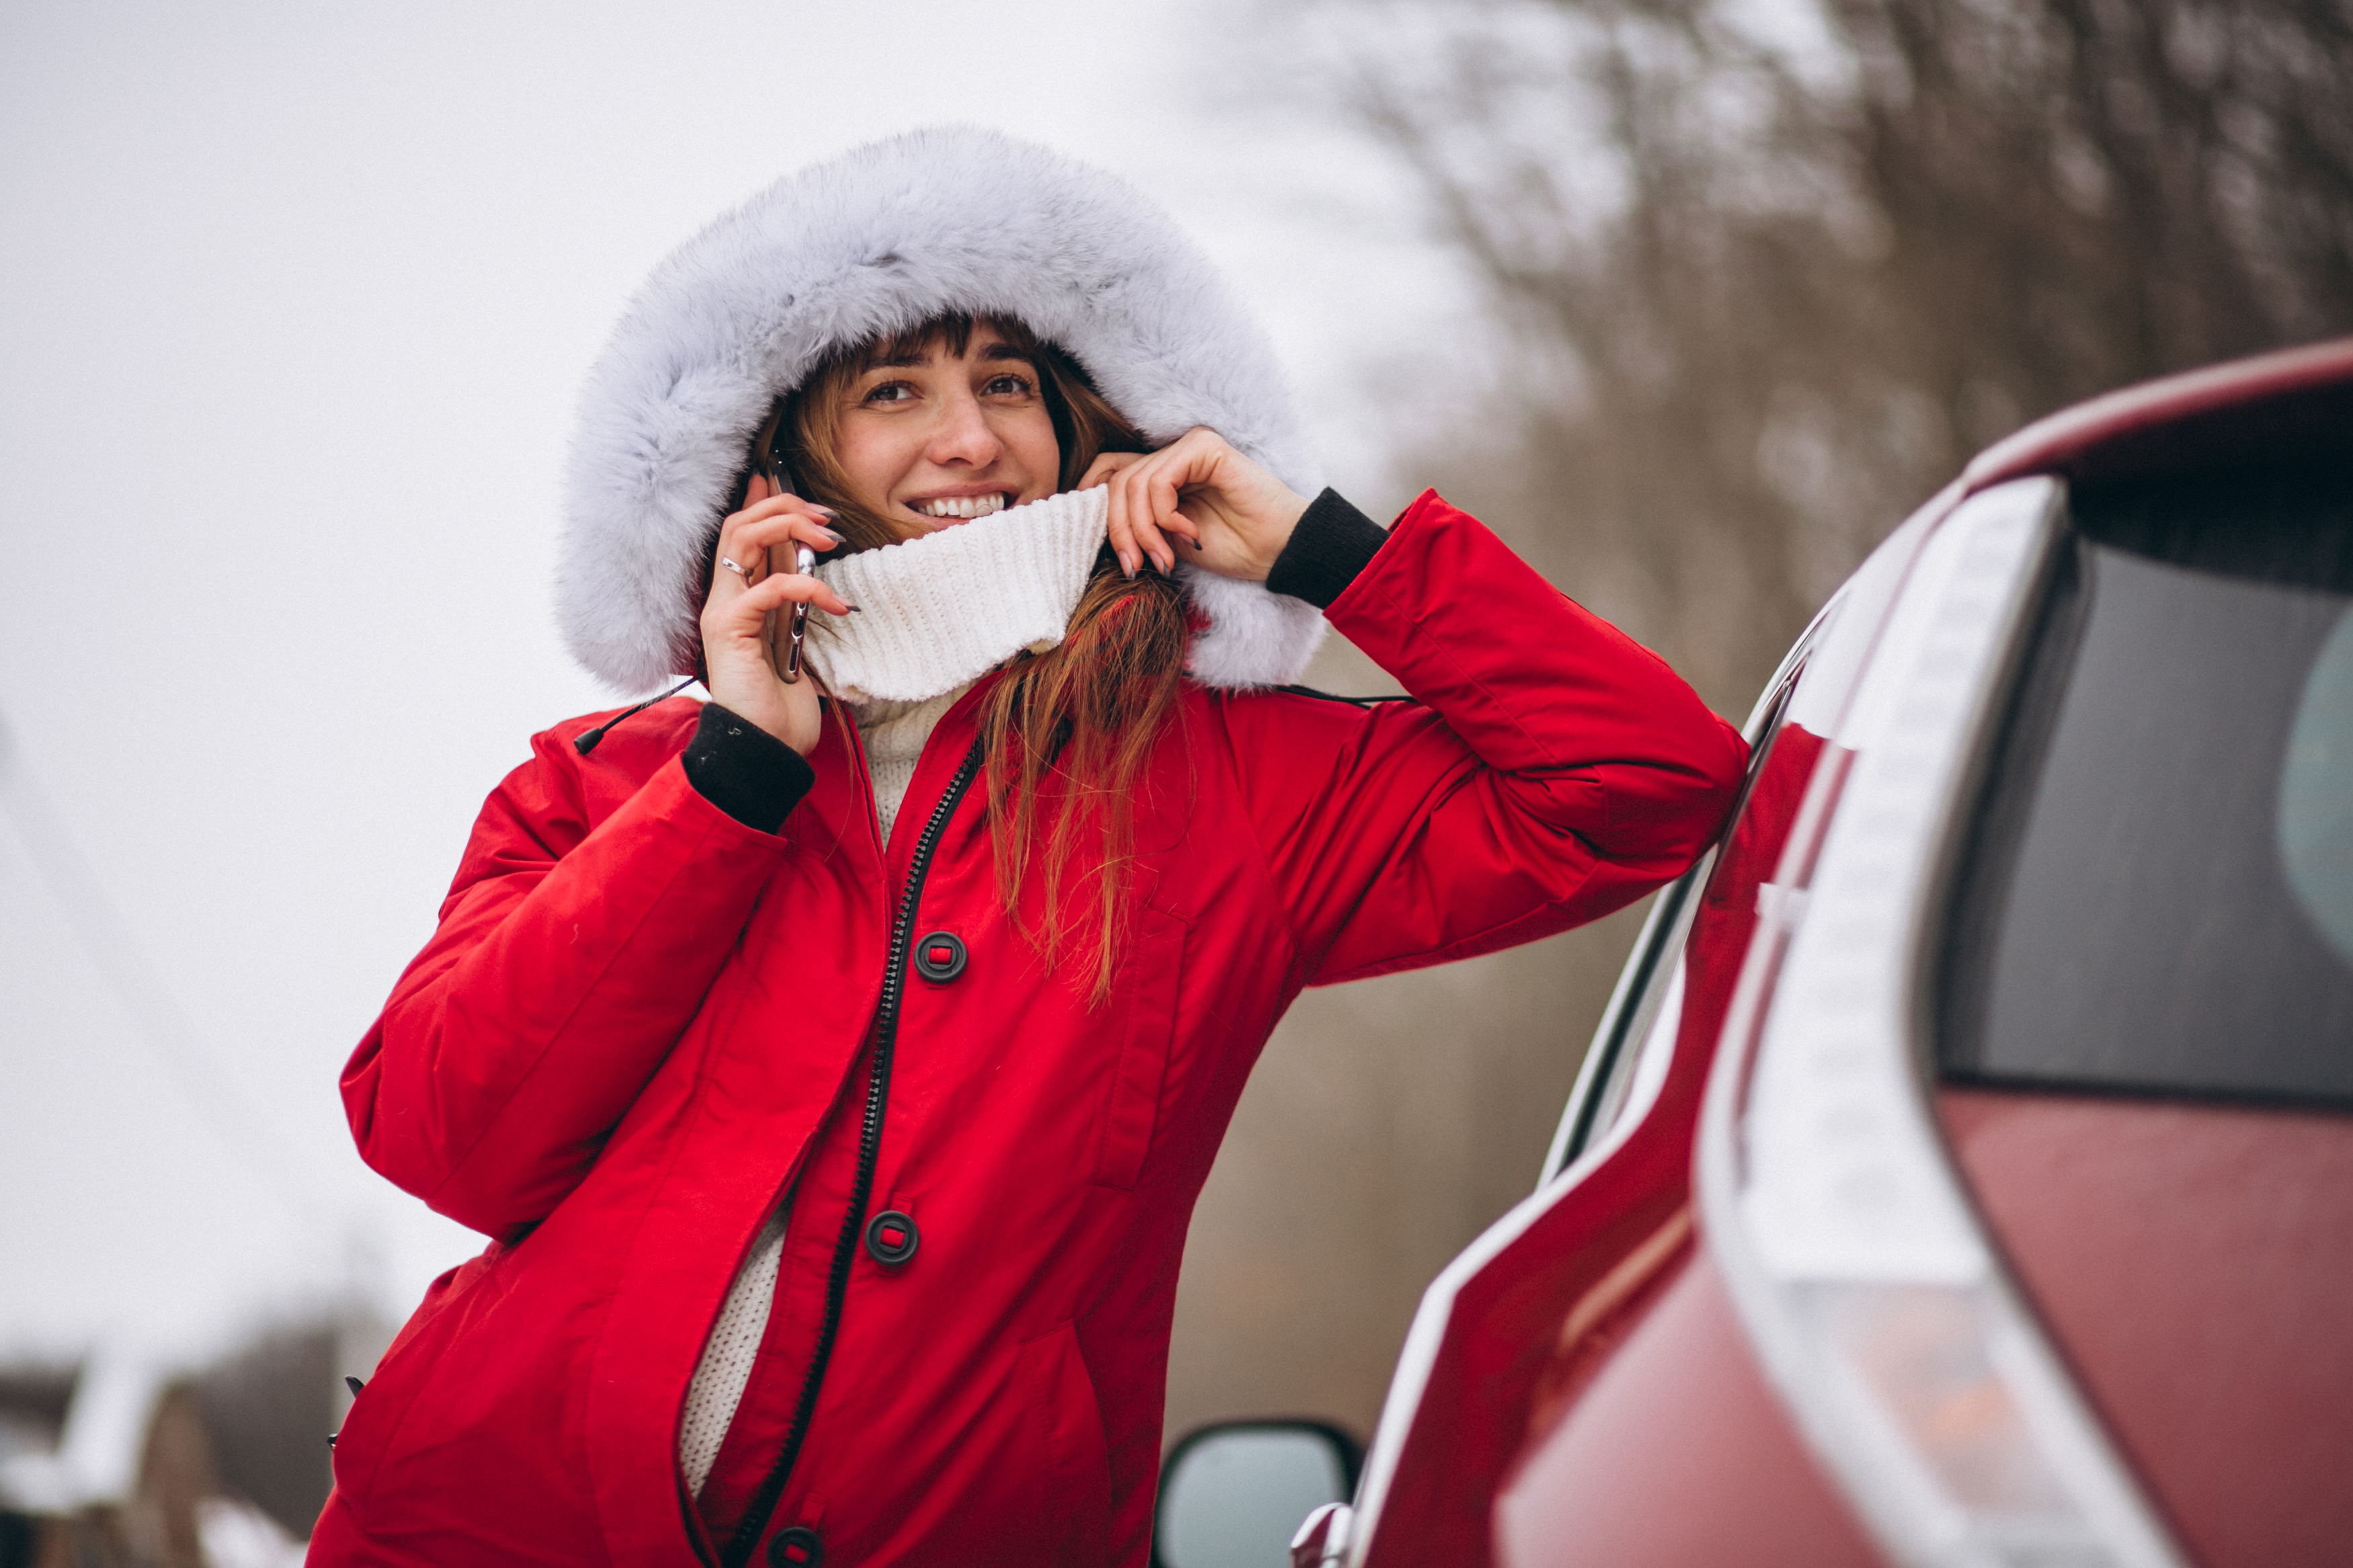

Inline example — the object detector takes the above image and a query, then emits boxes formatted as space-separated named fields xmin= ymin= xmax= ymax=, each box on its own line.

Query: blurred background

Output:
xmin=3 ymin=0 xmax=2348 ymax=1557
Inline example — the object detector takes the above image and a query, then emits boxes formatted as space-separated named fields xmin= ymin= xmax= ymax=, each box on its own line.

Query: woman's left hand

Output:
xmin=1080 ymin=427 xmax=1310 ymax=581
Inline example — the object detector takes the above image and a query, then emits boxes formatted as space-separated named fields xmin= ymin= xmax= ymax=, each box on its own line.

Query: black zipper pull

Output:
xmin=330 ymin=1374 xmax=367 ymax=1449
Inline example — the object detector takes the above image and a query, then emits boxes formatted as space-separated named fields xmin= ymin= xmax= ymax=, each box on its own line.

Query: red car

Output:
xmin=1154 ymin=339 xmax=2353 ymax=1568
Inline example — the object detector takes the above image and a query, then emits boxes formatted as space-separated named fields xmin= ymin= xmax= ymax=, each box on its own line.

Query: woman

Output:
xmin=320 ymin=130 xmax=1745 ymax=1568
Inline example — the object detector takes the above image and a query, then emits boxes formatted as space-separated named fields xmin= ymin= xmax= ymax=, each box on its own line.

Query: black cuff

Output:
xmin=1265 ymin=489 xmax=1388 ymax=608
xmin=682 ymin=704 xmax=816 ymax=833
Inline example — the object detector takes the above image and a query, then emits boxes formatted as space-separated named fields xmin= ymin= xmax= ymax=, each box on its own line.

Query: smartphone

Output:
xmin=781 ymin=542 xmax=817 ymax=682
xmin=765 ymin=438 xmax=818 ymax=684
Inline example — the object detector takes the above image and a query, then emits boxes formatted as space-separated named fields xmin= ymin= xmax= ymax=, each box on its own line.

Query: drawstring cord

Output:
xmin=573 ymin=677 xmax=696 ymax=755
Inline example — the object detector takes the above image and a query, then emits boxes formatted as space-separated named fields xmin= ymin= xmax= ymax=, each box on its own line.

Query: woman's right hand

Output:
xmin=700 ymin=476 xmax=852 ymax=755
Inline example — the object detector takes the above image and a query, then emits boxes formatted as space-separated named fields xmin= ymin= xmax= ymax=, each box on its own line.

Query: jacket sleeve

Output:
xmin=340 ymin=720 xmax=795 ymax=1237
xmin=1233 ymin=489 xmax=1748 ymax=987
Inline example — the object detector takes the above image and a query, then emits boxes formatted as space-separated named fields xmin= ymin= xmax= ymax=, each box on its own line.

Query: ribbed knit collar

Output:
xmin=803 ymin=487 xmax=1110 ymax=705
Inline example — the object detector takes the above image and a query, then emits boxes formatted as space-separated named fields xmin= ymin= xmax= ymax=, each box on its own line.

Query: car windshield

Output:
xmin=1939 ymin=456 xmax=2353 ymax=1108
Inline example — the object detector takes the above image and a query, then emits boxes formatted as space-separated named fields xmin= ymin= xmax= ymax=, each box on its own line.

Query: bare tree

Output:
xmin=1334 ymin=0 xmax=2353 ymax=705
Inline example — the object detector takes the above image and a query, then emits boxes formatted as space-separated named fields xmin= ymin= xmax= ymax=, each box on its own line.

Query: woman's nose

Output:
xmin=926 ymin=389 xmax=1002 ymax=468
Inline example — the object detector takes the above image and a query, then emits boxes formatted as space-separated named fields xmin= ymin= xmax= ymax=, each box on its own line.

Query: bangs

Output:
xmin=861 ymin=312 xmax=1043 ymax=372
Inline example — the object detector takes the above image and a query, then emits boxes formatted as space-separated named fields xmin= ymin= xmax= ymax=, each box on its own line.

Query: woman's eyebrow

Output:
xmin=978 ymin=343 xmax=1036 ymax=365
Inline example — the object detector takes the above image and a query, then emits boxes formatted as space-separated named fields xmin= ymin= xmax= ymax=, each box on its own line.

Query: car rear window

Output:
xmin=1938 ymin=456 xmax=2353 ymax=1108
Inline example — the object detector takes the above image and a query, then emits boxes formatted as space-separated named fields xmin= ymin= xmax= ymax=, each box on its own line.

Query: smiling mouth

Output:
xmin=912 ymin=493 xmax=1011 ymax=520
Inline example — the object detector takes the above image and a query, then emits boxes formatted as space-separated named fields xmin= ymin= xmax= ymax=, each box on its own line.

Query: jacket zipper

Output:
xmin=721 ymin=737 xmax=986 ymax=1568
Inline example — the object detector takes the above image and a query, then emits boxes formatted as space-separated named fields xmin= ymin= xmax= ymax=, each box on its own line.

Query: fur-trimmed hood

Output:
xmin=556 ymin=127 xmax=1327 ymax=694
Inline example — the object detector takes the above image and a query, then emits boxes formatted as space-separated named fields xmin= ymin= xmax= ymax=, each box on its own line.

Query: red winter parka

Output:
xmin=318 ymin=490 xmax=1744 ymax=1568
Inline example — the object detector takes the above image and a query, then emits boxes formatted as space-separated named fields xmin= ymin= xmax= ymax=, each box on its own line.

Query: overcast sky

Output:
xmin=0 ymin=0 xmax=1483 ymax=1361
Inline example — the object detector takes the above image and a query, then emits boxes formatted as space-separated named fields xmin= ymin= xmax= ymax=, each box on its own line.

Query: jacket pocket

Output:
xmin=1015 ymin=1322 xmax=1113 ymax=1568
xmin=1087 ymin=903 xmax=1187 ymax=1190
xmin=331 ymin=1245 xmax=509 ymax=1515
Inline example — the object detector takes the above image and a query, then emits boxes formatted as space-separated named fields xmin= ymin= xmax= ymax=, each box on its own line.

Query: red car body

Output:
xmin=1322 ymin=339 xmax=2353 ymax=1568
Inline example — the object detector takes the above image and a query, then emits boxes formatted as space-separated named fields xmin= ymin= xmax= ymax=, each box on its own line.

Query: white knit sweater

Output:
xmin=802 ymin=486 xmax=1110 ymax=706
xmin=676 ymin=489 xmax=1110 ymax=1495
xmin=854 ymin=689 xmax=971 ymax=841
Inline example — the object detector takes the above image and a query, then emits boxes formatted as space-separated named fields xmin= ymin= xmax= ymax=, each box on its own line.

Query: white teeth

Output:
xmin=918 ymin=494 xmax=1008 ymax=519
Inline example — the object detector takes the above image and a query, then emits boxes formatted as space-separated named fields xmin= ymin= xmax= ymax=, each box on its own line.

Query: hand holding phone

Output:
xmin=697 ymin=447 xmax=847 ymax=757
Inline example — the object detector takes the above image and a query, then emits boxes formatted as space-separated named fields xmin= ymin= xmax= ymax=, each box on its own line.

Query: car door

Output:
xmin=1343 ymin=489 xmax=1943 ymax=1568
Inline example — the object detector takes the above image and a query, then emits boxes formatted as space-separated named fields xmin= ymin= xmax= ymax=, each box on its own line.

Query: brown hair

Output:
xmin=770 ymin=315 xmax=1189 ymax=1002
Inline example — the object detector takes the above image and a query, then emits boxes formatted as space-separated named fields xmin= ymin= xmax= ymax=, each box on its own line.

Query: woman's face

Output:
xmin=834 ymin=323 xmax=1061 ymax=532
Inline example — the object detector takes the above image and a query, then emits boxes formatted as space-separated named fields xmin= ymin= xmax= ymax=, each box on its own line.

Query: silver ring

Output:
xmin=720 ymin=556 xmax=750 ymax=579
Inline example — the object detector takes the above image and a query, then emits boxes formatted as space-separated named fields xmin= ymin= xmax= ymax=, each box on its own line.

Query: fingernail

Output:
xmin=817 ymin=528 xmax=844 ymax=544
xmin=844 ymin=604 xmax=863 ymax=613
xmin=809 ymin=504 xmax=838 ymax=518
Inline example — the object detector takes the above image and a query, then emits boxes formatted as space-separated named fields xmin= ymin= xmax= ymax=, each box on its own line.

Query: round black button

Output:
xmin=768 ymin=1526 xmax=822 ymax=1567
xmin=865 ymin=1209 xmax=920 ymax=1266
xmin=912 ymin=930 xmax=967 ymax=983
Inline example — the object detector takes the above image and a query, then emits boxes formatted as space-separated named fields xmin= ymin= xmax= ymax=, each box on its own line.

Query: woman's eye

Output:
xmin=863 ymin=380 xmax=915 ymax=405
xmin=983 ymin=374 xmax=1034 ymax=397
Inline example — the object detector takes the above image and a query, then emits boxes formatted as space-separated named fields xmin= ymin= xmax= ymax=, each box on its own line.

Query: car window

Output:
xmin=1938 ymin=456 xmax=2353 ymax=1107
xmin=1570 ymin=870 xmax=1703 ymax=1163
xmin=1543 ymin=612 xmax=1827 ymax=1180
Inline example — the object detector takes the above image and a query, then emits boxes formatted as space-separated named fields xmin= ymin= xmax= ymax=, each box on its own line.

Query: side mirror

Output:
xmin=1153 ymin=1419 xmax=1360 ymax=1568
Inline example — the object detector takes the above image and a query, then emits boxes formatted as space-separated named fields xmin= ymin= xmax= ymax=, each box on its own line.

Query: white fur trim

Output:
xmin=557 ymin=127 xmax=1327 ymax=694
xmin=803 ymin=488 xmax=1107 ymax=706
